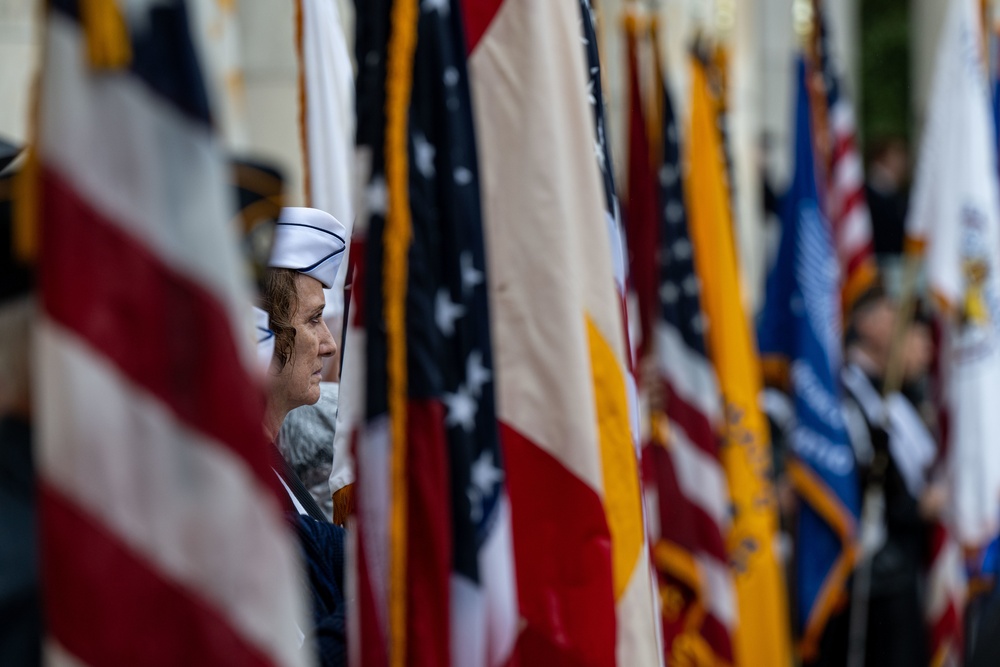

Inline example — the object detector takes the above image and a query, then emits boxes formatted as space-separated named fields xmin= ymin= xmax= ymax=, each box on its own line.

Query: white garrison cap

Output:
xmin=254 ymin=306 xmax=275 ymax=372
xmin=268 ymin=207 xmax=348 ymax=289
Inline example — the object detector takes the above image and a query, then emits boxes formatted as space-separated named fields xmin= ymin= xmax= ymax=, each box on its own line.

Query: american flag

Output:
xmin=925 ymin=520 xmax=965 ymax=667
xmin=813 ymin=3 xmax=876 ymax=307
xmin=33 ymin=0 xmax=309 ymax=664
xmin=642 ymin=56 xmax=737 ymax=666
xmin=351 ymin=0 xmax=517 ymax=665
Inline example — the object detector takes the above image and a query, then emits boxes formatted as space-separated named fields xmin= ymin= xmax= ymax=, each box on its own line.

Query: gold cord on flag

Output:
xmin=13 ymin=53 xmax=42 ymax=262
xmin=384 ymin=0 xmax=418 ymax=665
xmin=12 ymin=147 xmax=39 ymax=263
xmin=786 ymin=460 xmax=858 ymax=659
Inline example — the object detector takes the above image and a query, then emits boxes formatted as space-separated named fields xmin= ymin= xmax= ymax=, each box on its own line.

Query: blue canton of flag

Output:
xmin=991 ymin=24 xmax=1000 ymax=185
xmin=757 ymin=56 xmax=860 ymax=659
xmin=579 ymin=0 xmax=620 ymax=228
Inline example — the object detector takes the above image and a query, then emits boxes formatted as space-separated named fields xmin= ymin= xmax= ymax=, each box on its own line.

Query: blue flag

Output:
xmin=992 ymin=43 xmax=1000 ymax=185
xmin=757 ymin=56 xmax=860 ymax=659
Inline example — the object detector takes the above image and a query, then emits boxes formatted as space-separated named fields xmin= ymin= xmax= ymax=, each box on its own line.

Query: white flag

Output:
xmin=296 ymin=0 xmax=355 ymax=320
xmin=907 ymin=0 xmax=1000 ymax=547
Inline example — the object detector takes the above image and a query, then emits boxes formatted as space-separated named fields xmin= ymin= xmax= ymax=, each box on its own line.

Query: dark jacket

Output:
xmin=0 ymin=416 xmax=41 ymax=666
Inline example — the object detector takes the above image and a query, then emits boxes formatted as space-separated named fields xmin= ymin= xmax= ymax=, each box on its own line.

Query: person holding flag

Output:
xmin=837 ymin=286 xmax=935 ymax=667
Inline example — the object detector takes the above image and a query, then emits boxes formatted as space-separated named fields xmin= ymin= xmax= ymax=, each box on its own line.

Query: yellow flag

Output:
xmin=685 ymin=57 xmax=793 ymax=667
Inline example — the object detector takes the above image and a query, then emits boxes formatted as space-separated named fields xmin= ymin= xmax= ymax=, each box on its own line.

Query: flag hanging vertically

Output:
xmin=32 ymin=0 xmax=310 ymax=664
xmin=465 ymin=0 xmax=657 ymax=664
xmin=580 ymin=0 xmax=643 ymax=464
xmin=189 ymin=0 xmax=247 ymax=148
xmin=351 ymin=0 xmax=518 ymax=665
xmin=906 ymin=0 xmax=1000 ymax=550
xmin=642 ymin=39 xmax=738 ymax=666
xmin=991 ymin=11 xmax=1000 ymax=201
xmin=757 ymin=56 xmax=860 ymax=661
xmin=294 ymin=0 xmax=354 ymax=223
xmin=686 ymin=54 xmax=793 ymax=667
xmin=592 ymin=7 xmax=661 ymax=661
xmin=328 ymin=0 xmax=387 ymax=529
xmin=811 ymin=2 xmax=876 ymax=309
xmin=623 ymin=12 xmax=660 ymax=359
xmin=294 ymin=0 xmax=355 ymax=325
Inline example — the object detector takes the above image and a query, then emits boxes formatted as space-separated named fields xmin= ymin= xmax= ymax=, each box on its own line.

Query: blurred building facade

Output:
xmin=0 ymin=0 xmax=950 ymax=305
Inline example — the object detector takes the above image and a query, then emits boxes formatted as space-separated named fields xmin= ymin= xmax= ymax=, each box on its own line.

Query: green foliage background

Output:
xmin=860 ymin=0 xmax=911 ymax=150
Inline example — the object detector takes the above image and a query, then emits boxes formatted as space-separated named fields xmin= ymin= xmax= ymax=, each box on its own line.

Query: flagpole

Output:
xmin=881 ymin=254 xmax=923 ymax=397
xmin=850 ymin=253 xmax=917 ymax=667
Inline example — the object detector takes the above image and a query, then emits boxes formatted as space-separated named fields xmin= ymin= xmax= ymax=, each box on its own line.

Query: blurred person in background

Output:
xmin=865 ymin=138 xmax=911 ymax=297
xmin=0 ymin=146 xmax=41 ymax=666
xmin=278 ymin=383 xmax=338 ymax=521
xmin=865 ymin=137 xmax=910 ymax=260
xmin=837 ymin=286 xmax=937 ymax=667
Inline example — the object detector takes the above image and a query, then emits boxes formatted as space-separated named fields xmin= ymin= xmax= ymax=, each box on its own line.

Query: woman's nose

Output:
xmin=320 ymin=321 xmax=337 ymax=358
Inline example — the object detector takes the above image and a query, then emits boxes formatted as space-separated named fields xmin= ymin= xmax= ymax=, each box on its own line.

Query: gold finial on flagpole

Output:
xmin=715 ymin=0 xmax=736 ymax=38
xmin=793 ymin=0 xmax=814 ymax=42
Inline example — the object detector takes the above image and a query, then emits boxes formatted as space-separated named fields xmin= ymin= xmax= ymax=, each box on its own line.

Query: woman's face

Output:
xmin=269 ymin=274 xmax=336 ymax=411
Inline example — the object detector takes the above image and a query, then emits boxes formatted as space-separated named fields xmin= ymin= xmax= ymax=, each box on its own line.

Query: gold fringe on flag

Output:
xmin=331 ymin=483 xmax=355 ymax=526
xmin=79 ymin=0 xmax=132 ymax=69
xmin=384 ymin=0 xmax=418 ymax=665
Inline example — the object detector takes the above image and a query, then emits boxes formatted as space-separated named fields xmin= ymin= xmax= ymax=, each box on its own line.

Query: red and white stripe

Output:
xmin=36 ymin=10 xmax=309 ymax=667
xmin=925 ymin=522 xmax=965 ymax=667
xmin=826 ymin=99 xmax=874 ymax=294
xmin=648 ymin=321 xmax=737 ymax=661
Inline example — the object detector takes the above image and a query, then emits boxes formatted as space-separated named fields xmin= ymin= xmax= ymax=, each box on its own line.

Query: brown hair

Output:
xmin=262 ymin=268 xmax=299 ymax=370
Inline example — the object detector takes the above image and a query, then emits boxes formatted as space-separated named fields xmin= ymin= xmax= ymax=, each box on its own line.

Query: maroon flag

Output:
xmin=623 ymin=17 xmax=661 ymax=359
xmin=636 ymin=22 xmax=738 ymax=665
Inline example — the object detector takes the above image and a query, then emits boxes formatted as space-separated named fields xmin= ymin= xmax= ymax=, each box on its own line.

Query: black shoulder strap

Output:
xmin=269 ymin=442 xmax=329 ymax=523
